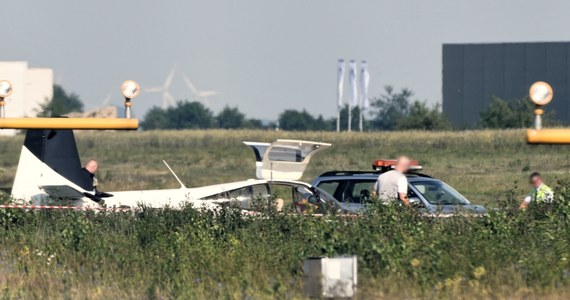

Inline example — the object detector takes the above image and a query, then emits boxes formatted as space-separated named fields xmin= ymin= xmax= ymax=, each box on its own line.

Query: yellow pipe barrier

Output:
xmin=0 ymin=118 xmax=138 ymax=130
xmin=526 ymin=129 xmax=570 ymax=144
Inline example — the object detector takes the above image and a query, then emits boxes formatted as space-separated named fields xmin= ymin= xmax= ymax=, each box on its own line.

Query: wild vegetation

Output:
xmin=1 ymin=193 xmax=570 ymax=298
xmin=0 ymin=129 xmax=570 ymax=298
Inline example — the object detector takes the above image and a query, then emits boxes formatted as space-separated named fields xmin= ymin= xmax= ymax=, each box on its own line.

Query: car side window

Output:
xmin=316 ymin=181 xmax=340 ymax=196
xmin=341 ymin=180 xmax=375 ymax=204
xmin=408 ymin=188 xmax=418 ymax=198
xmin=251 ymin=184 xmax=270 ymax=199
xmin=229 ymin=187 xmax=250 ymax=200
xmin=268 ymin=184 xmax=295 ymax=207
xmin=350 ymin=182 xmax=375 ymax=203
xmin=408 ymin=187 xmax=425 ymax=207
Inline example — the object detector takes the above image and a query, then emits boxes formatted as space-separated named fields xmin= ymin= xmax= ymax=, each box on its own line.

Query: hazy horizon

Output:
xmin=3 ymin=0 xmax=570 ymax=120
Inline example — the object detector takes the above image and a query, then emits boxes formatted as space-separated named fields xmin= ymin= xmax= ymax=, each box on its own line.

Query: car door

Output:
xmin=339 ymin=180 xmax=375 ymax=212
xmin=407 ymin=185 xmax=429 ymax=213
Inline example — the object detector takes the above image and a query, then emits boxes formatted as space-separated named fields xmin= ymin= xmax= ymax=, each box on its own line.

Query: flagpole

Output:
xmin=348 ymin=60 xmax=357 ymax=133
xmin=336 ymin=109 xmax=340 ymax=132
xmin=348 ymin=108 xmax=352 ymax=132
xmin=359 ymin=109 xmax=363 ymax=132
xmin=336 ymin=59 xmax=345 ymax=132
xmin=360 ymin=60 xmax=370 ymax=133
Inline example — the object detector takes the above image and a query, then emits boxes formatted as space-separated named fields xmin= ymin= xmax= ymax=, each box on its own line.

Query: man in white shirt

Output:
xmin=374 ymin=156 xmax=411 ymax=206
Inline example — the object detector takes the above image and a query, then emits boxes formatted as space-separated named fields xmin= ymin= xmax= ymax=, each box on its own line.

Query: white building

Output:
xmin=0 ymin=61 xmax=53 ymax=135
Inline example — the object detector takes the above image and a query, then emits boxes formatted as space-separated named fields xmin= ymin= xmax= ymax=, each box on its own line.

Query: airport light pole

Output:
xmin=0 ymin=80 xmax=13 ymax=118
xmin=121 ymin=80 xmax=141 ymax=119
xmin=529 ymin=81 xmax=553 ymax=130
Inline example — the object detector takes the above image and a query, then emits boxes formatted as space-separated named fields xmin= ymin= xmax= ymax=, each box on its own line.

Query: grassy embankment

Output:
xmin=0 ymin=130 xmax=568 ymax=299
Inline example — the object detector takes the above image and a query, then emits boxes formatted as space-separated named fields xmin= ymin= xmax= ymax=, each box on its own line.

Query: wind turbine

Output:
xmin=146 ymin=67 xmax=176 ymax=108
xmin=101 ymin=94 xmax=112 ymax=106
xmin=183 ymin=75 xmax=220 ymax=106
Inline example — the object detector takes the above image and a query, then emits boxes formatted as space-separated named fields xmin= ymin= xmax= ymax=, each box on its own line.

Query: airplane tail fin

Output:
xmin=12 ymin=129 xmax=93 ymax=202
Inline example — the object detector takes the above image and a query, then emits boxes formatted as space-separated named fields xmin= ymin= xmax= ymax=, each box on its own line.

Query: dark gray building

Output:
xmin=443 ymin=42 xmax=570 ymax=128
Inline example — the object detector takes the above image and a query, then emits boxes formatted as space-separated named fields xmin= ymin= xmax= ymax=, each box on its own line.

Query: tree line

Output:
xmin=142 ymin=102 xmax=266 ymax=130
xmin=141 ymin=86 xmax=452 ymax=131
xmin=38 ymin=84 xmax=552 ymax=131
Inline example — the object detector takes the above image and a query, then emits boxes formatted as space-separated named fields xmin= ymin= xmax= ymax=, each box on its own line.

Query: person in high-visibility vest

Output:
xmin=519 ymin=172 xmax=554 ymax=210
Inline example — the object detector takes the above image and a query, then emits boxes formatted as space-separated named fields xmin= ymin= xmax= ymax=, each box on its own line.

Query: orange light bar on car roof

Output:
xmin=372 ymin=159 xmax=422 ymax=171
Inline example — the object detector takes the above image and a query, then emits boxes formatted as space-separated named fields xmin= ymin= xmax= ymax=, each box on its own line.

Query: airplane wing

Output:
xmin=244 ymin=140 xmax=331 ymax=181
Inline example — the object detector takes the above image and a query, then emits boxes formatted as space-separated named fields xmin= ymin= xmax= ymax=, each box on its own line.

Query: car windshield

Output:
xmin=411 ymin=180 xmax=470 ymax=205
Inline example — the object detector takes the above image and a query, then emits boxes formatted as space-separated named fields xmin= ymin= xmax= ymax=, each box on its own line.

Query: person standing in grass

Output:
xmin=82 ymin=159 xmax=99 ymax=190
xmin=519 ymin=172 xmax=554 ymax=210
xmin=374 ymin=156 xmax=411 ymax=207
xmin=81 ymin=159 xmax=112 ymax=202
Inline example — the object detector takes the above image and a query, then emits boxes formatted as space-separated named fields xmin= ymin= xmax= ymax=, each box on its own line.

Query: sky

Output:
xmin=3 ymin=0 xmax=570 ymax=120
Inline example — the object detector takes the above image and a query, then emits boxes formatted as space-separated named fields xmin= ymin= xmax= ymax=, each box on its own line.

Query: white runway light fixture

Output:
xmin=121 ymin=80 xmax=141 ymax=119
xmin=0 ymin=80 xmax=13 ymax=118
xmin=529 ymin=81 xmax=553 ymax=130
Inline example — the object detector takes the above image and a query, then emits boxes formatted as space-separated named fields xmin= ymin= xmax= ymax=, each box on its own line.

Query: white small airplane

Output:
xmin=11 ymin=129 xmax=334 ymax=212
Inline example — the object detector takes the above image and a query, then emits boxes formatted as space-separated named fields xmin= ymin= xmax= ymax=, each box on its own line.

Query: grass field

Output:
xmin=2 ymin=129 xmax=570 ymax=206
xmin=0 ymin=129 xmax=570 ymax=299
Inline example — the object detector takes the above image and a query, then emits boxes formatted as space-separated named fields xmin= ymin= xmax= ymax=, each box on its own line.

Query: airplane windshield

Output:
xmin=314 ymin=187 xmax=342 ymax=213
xmin=291 ymin=186 xmax=340 ymax=214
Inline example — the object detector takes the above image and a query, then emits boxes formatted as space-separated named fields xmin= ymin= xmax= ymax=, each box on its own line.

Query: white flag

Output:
xmin=337 ymin=59 xmax=345 ymax=110
xmin=349 ymin=60 xmax=358 ymax=108
xmin=360 ymin=61 xmax=370 ymax=110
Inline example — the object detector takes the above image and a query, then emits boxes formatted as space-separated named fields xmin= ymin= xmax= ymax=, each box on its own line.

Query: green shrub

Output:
xmin=0 ymin=187 xmax=570 ymax=298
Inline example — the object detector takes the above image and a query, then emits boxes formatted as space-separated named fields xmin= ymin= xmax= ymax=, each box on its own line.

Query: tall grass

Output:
xmin=1 ymin=129 xmax=570 ymax=298
xmin=2 ymin=129 xmax=570 ymax=206
xmin=1 ymin=190 xmax=570 ymax=298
